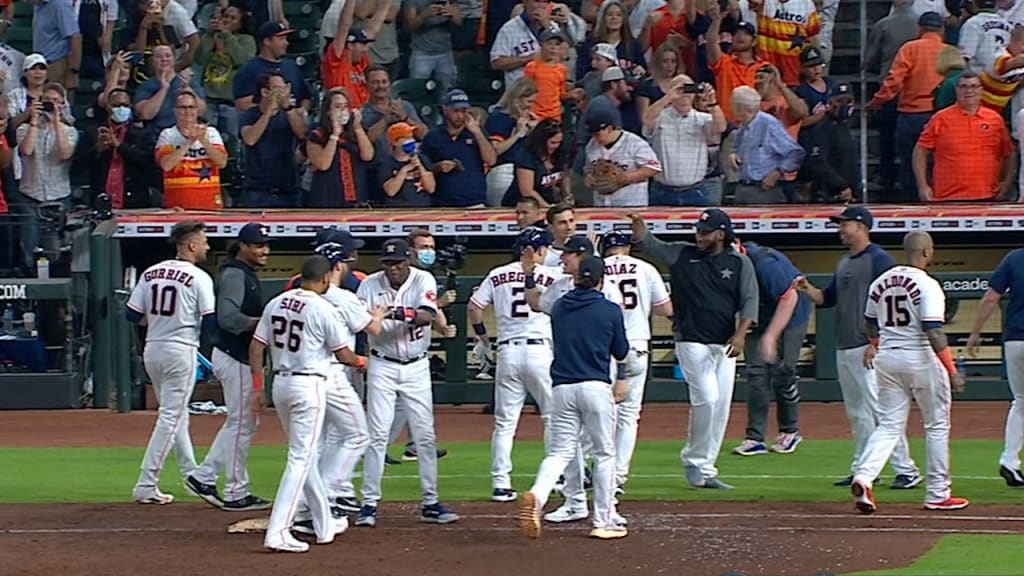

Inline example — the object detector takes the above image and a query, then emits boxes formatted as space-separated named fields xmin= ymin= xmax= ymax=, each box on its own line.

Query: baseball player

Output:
xmin=519 ymin=255 xmax=631 ymax=541
xmin=967 ymin=245 xmax=1024 ymax=486
xmin=185 ymin=223 xmax=273 ymax=512
xmin=470 ymin=227 xmax=562 ymax=502
xmin=795 ymin=206 xmax=922 ymax=489
xmin=960 ymin=0 xmax=1012 ymax=74
xmin=628 ymin=209 xmax=758 ymax=490
xmin=543 ymin=204 xmax=577 ymax=267
xmin=126 ymin=220 xmax=216 ymax=504
xmin=355 ymin=238 xmax=458 ymax=527
xmin=852 ymin=231 xmax=969 ymax=514
xmin=250 ymin=255 xmax=358 ymax=553
xmin=599 ymin=231 xmax=674 ymax=493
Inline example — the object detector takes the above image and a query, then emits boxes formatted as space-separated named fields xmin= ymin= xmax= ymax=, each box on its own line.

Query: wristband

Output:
xmin=524 ymin=274 xmax=536 ymax=289
xmin=252 ymin=371 xmax=265 ymax=392
xmin=869 ymin=337 xmax=879 ymax=348
xmin=616 ymin=363 xmax=627 ymax=380
xmin=472 ymin=322 xmax=487 ymax=336
xmin=350 ymin=355 xmax=367 ymax=369
xmin=936 ymin=347 xmax=957 ymax=375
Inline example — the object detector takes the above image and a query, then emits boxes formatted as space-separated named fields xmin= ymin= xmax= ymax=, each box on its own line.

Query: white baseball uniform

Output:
xmin=127 ymin=259 xmax=214 ymax=500
xmin=256 ymin=288 xmax=348 ymax=548
xmin=584 ymin=131 xmax=661 ymax=207
xmin=472 ymin=262 xmax=561 ymax=491
xmin=358 ymin=267 xmax=443 ymax=508
xmin=319 ymin=285 xmax=373 ymax=502
xmin=601 ymin=254 xmax=671 ymax=488
xmin=854 ymin=266 xmax=953 ymax=503
xmin=544 ymin=246 xmax=564 ymax=268
xmin=959 ymin=11 xmax=1013 ymax=75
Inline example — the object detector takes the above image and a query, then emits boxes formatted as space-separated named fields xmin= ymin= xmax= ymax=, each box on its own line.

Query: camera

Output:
xmin=682 ymin=83 xmax=703 ymax=94
xmin=436 ymin=235 xmax=468 ymax=273
xmin=41 ymin=101 xmax=56 ymax=113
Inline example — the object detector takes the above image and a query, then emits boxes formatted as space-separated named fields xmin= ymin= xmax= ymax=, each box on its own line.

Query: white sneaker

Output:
xmin=134 ymin=488 xmax=174 ymax=505
xmin=317 ymin=516 xmax=349 ymax=545
xmin=265 ymin=534 xmax=310 ymax=553
xmin=543 ymin=503 xmax=588 ymax=523
xmin=611 ymin=512 xmax=628 ymax=526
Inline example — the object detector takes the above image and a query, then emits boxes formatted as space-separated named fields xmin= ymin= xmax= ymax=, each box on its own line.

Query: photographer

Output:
xmin=238 ymin=71 xmax=306 ymax=208
xmin=642 ymin=75 xmax=727 ymax=207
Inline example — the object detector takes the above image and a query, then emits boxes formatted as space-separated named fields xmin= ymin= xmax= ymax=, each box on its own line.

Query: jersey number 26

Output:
xmin=271 ymin=316 xmax=304 ymax=352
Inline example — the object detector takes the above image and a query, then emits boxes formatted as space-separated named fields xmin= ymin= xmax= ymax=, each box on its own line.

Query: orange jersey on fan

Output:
xmin=755 ymin=0 xmax=822 ymax=86
xmin=649 ymin=6 xmax=696 ymax=78
xmin=322 ymin=46 xmax=370 ymax=107
xmin=155 ymin=125 xmax=226 ymax=210
xmin=524 ymin=58 xmax=567 ymax=122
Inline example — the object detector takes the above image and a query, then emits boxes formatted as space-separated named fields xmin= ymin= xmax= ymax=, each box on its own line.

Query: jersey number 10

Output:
xmin=149 ymin=284 xmax=178 ymax=316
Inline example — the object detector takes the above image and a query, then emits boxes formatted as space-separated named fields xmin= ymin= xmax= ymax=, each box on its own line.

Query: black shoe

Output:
xmin=385 ymin=454 xmax=402 ymax=465
xmin=222 ymin=494 xmax=272 ymax=512
xmin=334 ymin=496 xmax=360 ymax=513
xmin=615 ymin=485 xmax=625 ymax=497
xmin=183 ymin=475 xmax=223 ymax=508
xmin=890 ymin=474 xmax=923 ymax=490
xmin=330 ymin=506 xmax=347 ymax=519
xmin=834 ymin=475 xmax=882 ymax=487
xmin=291 ymin=519 xmax=315 ymax=535
xmin=583 ymin=466 xmax=593 ymax=491
xmin=1000 ymin=465 xmax=1024 ymax=487
xmin=402 ymin=449 xmax=418 ymax=461
xmin=437 ymin=448 xmax=449 ymax=460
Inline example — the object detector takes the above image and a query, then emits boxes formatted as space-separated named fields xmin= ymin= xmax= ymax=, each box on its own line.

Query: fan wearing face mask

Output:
xmin=85 ymin=86 xmax=161 ymax=208
xmin=305 ymin=87 xmax=375 ymax=208
xmin=378 ymin=121 xmax=436 ymax=207
xmin=797 ymin=82 xmax=859 ymax=203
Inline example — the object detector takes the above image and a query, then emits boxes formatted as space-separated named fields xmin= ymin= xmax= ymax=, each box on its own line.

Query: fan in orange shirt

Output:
xmin=155 ymin=91 xmax=229 ymax=210
xmin=321 ymin=0 xmax=393 ymax=107
xmin=524 ymin=29 xmax=583 ymax=123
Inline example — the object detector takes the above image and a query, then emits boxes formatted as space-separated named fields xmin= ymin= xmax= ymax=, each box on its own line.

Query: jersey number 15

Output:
xmin=883 ymin=294 xmax=911 ymax=328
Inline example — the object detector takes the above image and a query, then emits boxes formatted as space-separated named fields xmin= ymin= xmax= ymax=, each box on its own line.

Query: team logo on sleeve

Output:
xmin=426 ymin=290 xmax=437 ymax=302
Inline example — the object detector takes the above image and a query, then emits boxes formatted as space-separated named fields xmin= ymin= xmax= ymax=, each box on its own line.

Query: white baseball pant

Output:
xmin=264 ymin=374 xmax=332 ymax=547
xmin=677 ymin=342 xmax=736 ymax=479
xmin=1000 ymin=341 xmax=1024 ymax=470
xmin=491 ymin=339 xmax=553 ymax=490
xmin=853 ymin=350 xmax=952 ymax=503
xmin=837 ymin=346 xmax=918 ymax=476
xmin=320 ymin=364 xmax=369 ymax=501
xmin=135 ymin=342 xmax=198 ymax=494
xmin=614 ymin=340 xmax=649 ymax=487
xmin=193 ymin=349 xmax=259 ymax=501
xmin=527 ymin=381 xmax=619 ymax=529
xmin=361 ymin=356 xmax=439 ymax=507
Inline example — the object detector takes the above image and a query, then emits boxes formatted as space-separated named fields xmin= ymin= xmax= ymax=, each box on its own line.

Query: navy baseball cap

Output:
xmin=586 ymin=106 xmax=620 ymax=134
xmin=444 ymin=89 xmax=471 ymax=109
xmin=918 ymin=11 xmax=944 ymax=28
xmin=830 ymin=82 xmax=854 ymax=100
xmin=695 ymin=208 xmax=734 ymax=234
xmin=800 ymin=46 xmax=825 ymax=66
xmin=257 ymin=21 xmax=293 ymax=40
xmin=347 ymin=27 xmax=374 ymax=44
xmin=313 ymin=227 xmax=365 ymax=251
xmin=315 ymin=242 xmax=357 ymax=264
xmin=735 ymin=21 xmax=757 ymax=36
xmin=601 ymin=230 xmax=631 ymax=252
xmin=829 ymin=205 xmax=874 ymax=228
xmin=238 ymin=222 xmax=272 ymax=244
xmin=540 ymin=28 xmax=565 ymax=43
xmin=516 ymin=226 xmax=554 ymax=252
xmin=578 ymin=256 xmax=605 ymax=282
xmin=380 ymin=239 xmax=411 ymax=262
xmin=557 ymin=235 xmax=595 ymax=254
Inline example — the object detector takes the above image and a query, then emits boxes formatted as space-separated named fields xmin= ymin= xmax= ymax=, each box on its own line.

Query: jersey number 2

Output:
xmin=619 ymin=279 xmax=638 ymax=310
xmin=883 ymin=294 xmax=911 ymax=327
xmin=510 ymin=287 xmax=529 ymax=318
xmin=149 ymin=284 xmax=178 ymax=316
xmin=271 ymin=316 xmax=304 ymax=352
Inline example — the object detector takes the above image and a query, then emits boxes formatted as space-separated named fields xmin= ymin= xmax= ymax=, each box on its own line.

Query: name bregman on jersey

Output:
xmin=869 ymin=273 xmax=922 ymax=306
xmin=488 ymin=269 xmax=557 ymax=289
xmin=143 ymin=267 xmax=196 ymax=287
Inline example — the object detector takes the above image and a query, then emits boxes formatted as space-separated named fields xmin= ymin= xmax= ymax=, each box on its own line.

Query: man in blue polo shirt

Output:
xmin=968 ymin=247 xmax=1024 ymax=487
xmin=420 ymin=89 xmax=497 ymax=207
xmin=238 ymin=71 xmax=307 ymax=207
xmin=733 ymin=240 xmax=812 ymax=457
xmin=233 ymin=22 xmax=313 ymax=113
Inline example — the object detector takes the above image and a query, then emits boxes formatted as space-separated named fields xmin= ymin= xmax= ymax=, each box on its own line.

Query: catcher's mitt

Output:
xmin=589 ymin=159 xmax=625 ymax=195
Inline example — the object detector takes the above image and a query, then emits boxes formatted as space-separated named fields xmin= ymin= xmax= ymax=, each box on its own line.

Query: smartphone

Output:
xmin=126 ymin=51 xmax=145 ymax=65
xmin=41 ymin=101 xmax=55 ymax=113
xmin=682 ymin=83 xmax=702 ymax=94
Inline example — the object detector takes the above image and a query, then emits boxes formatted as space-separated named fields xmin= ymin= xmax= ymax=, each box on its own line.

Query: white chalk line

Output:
xmin=384 ymin=472 xmax=1007 ymax=481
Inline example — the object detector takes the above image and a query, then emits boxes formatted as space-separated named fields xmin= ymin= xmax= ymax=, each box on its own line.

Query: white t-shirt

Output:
xmin=585 ymin=131 xmax=661 ymax=207
xmin=254 ymin=288 xmax=349 ymax=374
xmin=959 ymin=11 xmax=1013 ymax=75
xmin=865 ymin=265 xmax=945 ymax=352
xmin=357 ymin=267 xmax=438 ymax=359
xmin=601 ymin=254 xmax=670 ymax=342
xmin=127 ymin=259 xmax=215 ymax=347
xmin=470 ymin=262 xmax=561 ymax=341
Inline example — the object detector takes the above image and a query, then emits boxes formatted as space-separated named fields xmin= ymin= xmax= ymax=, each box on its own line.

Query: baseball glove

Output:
xmin=589 ymin=159 xmax=625 ymax=195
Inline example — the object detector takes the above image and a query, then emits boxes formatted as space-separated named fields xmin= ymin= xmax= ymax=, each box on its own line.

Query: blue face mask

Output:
xmin=417 ymin=249 xmax=436 ymax=268
xmin=401 ymin=140 xmax=417 ymax=154
xmin=111 ymin=105 xmax=132 ymax=123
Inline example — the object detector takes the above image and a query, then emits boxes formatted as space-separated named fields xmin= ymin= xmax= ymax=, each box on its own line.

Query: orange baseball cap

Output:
xmin=388 ymin=122 xmax=416 ymax=145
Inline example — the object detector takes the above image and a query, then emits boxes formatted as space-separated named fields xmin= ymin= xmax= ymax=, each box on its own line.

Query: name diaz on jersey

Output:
xmin=605 ymin=261 xmax=637 ymax=275
xmin=143 ymin=267 xmax=196 ymax=287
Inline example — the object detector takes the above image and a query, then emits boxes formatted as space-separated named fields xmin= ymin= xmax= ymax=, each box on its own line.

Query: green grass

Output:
xmin=0 ymin=438 xmax=1014 ymax=505
xmin=847 ymin=535 xmax=1024 ymax=575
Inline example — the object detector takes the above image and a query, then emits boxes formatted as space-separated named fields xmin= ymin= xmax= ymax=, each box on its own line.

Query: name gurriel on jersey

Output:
xmin=489 ymin=270 xmax=557 ymax=288
xmin=869 ymin=273 xmax=923 ymax=305
xmin=144 ymin=267 xmax=196 ymax=287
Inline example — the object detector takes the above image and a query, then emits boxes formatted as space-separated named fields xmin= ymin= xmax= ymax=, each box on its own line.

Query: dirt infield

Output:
xmin=0 ymin=402 xmax=1017 ymax=576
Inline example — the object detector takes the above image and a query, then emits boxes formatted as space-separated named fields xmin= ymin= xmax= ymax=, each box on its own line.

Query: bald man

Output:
xmin=850 ymin=231 xmax=969 ymax=514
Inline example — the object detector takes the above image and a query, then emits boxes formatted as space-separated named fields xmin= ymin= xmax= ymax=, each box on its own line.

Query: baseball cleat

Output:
xmin=292 ymin=507 xmax=347 ymax=536
xmin=222 ymin=494 xmax=272 ymax=512
xmin=316 ymin=516 xmax=349 ymax=545
xmin=355 ymin=505 xmax=377 ymax=527
xmin=134 ymin=488 xmax=174 ymax=505
xmin=584 ymin=466 xmax=593 ymax=491
xmin=1000 ymin=465 xmax=1024 ymax=487
xmin=183 ymin=476 xmax=223 ymax=508
xmin=334 ymin=496 xmax=360 ymax=513
xmin=265 ymin=535 xmax=309 ymax=553
xmin=733 ymin=439 xmax=769 ymax=456
xmin=403 ymin=448 xmax=449 ymax=461
xmin=771 ymin=432 xmax=803 ymax=454
xmin=890 ymin=473 xmax=923 ymax=490
xmin=421 ymin=502 xmax=459 ymax=524
xmin=852 ymin=481 xmax=877 ymax=515
xmin=543 ymin=503 xmax=588 ymax=523
xmin=589 ymin=526 xmax=628 ymax=540
xmin=924 ymin=496 xmax=970 ymax=511
xmin=702 ymin=477 xmax=734 ymax=490
xmin=836 ymin=474 xmax=882 ymax=487
xmin=385 ymin=454 xmax=402 ymax=465
xmin=611 ymin=512 xmax=628 ymax=527
xmin=685 ymin=465 xmax=706 ymax=488
xmin=492 ymin=488 xmax=518 ymax=502
xmin=553 ymin=474 xmax=566 ymax=495
xmin=615 ymin=484 xmax=625 ymax=497
xmin=518 ymin=492 xmax=541 ymax=539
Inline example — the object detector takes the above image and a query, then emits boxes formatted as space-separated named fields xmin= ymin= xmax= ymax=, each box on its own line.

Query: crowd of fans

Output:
xmin=0 ymin=0 xmax=1019 ymax=240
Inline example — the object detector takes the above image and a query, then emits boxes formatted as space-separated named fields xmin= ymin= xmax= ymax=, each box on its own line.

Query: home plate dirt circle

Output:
xmin=1 ymin=501 xmax=1021 ymax=576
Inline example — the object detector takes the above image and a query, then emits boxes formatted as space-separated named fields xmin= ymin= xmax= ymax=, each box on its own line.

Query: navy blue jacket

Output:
xmin=550 ymin=288 xmax=629 ymax=386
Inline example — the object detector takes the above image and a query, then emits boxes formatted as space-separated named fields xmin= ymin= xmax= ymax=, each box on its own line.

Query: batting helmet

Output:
xmin=515 ymin=226 xmax=554 ymax=256
xmin=600 ymin=230 xmax=631 ymax=255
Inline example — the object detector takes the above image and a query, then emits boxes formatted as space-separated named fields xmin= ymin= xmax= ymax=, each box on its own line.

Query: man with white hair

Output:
xmin=642 ymin=75 xmax=727 ymax=206
xmin=728 ymin=85 xmax=804 ymax=205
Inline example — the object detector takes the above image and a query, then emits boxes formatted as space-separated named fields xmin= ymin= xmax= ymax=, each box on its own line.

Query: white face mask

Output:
xmin=335 ymin=109 xmax=351 ymax=125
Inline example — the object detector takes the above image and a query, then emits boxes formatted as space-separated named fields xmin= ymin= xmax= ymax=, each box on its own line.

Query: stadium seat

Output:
xmin=454 ymin=51 xmax=503 ymax=108
xmin=5 ymin=25 xmax=32 ymax=54
xmin=391 ymin=78 xmax=440 ymax=124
